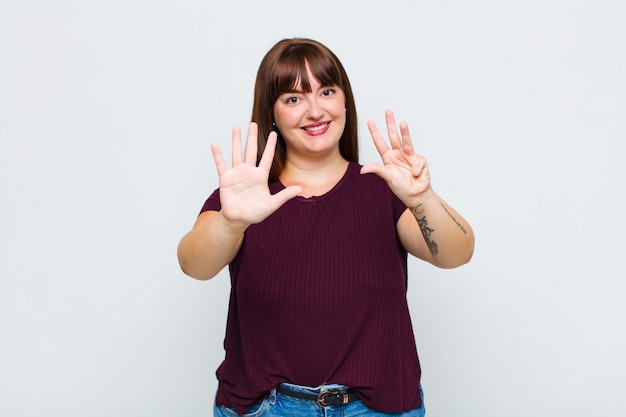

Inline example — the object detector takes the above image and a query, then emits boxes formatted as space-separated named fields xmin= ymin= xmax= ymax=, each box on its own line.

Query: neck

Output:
xmin=280 ymin=156 xmax=350 ymax=198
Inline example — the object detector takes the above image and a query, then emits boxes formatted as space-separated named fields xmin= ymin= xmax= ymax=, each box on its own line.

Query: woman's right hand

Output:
xmin=211 ymin=122 xmax=302 ymax=228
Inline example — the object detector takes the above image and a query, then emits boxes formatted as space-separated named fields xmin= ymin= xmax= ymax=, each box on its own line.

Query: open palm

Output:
xmin=361 ymin=110 xmax=431 ymax=207
xmin=211 ymin=123 xmax=301 ymax=226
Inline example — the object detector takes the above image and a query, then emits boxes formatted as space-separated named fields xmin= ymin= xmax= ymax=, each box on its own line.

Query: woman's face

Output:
xmin=273 ymin=66 xmax=346 ymax=160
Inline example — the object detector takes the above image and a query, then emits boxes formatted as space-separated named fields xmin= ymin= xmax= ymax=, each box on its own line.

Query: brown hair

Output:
xmin=251 ymin=38 xmax=358 ymax=181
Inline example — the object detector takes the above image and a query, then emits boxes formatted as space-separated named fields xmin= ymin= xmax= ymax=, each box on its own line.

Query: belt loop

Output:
xmin=269 ymin=387 xmax=276 ymax=405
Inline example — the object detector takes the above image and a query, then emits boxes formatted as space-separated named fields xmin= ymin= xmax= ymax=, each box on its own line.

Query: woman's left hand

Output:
xmin=361 ymin=109 xmax=432 ymax=207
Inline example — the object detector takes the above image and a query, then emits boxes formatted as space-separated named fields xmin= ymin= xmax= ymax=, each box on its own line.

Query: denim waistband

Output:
xmin=279 ymin=382 xmax=352 ymax=394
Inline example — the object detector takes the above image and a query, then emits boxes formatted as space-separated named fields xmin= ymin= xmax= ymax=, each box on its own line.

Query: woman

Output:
xmin=178 ymin=38 xmax=474 ymax=416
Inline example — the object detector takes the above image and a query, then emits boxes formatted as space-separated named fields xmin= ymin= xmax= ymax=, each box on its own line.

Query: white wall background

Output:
xmin=1 ymin=1 xmax=624 ymax=416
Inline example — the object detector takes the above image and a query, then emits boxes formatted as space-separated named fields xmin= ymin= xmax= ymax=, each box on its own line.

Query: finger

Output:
xmin=419 ymin=160 xmax=430 ymax=180
xmin=385 ymin=109 xmax=401 ymax=150
xmin=244 ymin=122 xmax=259 ymax=165
xmin=422 ymin=164 xmax=431 ymax=182
xmin=231 ymin=126 xmax=242 ymax=167
xmin=211 ymin=143 xmax=228 ymax=176
xmin=367 ymin=119 xmax=390 ymax=156
xmin=411 ymin=155 xmax=429 ymax=178
xmin=359 ymin=162 xmax=388 ymax=180
xmin=258 ymin=131 xmax=277 ymax=171
xmin=270 ymin=185 xmax=303 ymax=209
xmin=399 ymin=121 xmax=414 ymax=154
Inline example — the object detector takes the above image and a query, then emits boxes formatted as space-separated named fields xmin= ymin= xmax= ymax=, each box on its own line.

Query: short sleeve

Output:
xmin=199 ymin=188 xmax=221 ymax=214
xmin=391 ymin=192 xmax=408 ymax=223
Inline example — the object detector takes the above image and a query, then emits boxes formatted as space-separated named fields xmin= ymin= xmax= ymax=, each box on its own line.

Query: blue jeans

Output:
xmin=214 ymin=383 xmax=426 ymax=416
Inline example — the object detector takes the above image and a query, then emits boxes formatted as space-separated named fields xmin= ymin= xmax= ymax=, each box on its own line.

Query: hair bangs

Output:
xmin=272 ymin=46 xmax=342 ymax=98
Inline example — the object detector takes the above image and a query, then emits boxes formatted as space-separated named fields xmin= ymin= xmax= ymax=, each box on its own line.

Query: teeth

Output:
xmin=305 ymin=123 xmax=328 ymax=132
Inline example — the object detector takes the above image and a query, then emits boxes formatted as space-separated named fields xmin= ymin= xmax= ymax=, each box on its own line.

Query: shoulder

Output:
xmin=347 ymin=162 xmax=386 ymax=188
xmin=346 ymin=162 xmax=395 ymax=198
xmin=345 ymin=163 xmax=407 ymax=221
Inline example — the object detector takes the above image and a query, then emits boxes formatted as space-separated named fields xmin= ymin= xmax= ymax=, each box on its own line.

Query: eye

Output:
xmin=321 ymin=88 xmax=336 ymax=97
xmin=284 ymin=96 xmax=300 ymax=104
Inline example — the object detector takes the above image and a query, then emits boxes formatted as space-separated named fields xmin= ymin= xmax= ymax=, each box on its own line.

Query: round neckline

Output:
xmin=277 ymin=162 xmax=356 ymax=203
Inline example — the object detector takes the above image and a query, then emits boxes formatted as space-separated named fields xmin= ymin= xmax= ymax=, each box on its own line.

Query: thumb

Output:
xmin=269 ymin=185 xmax=302 ymax=210
xmin=360 ymin=163 xmax=386 ymax=178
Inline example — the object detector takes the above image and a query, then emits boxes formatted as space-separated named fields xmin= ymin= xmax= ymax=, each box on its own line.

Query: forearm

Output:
xmin=177 ymin=211 xmax=246 ymax=280
xmin=408 ymin=190 xmax=474 ymax=268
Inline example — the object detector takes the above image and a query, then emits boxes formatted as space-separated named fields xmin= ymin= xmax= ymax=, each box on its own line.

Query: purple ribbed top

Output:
xmin=201 ymin=162 xmax=422 ymax=413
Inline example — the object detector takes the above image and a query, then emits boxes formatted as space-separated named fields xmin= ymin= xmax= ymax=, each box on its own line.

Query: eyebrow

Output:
xmin=280 ymin=84 xmax=336 ymax=95
xmin=280 ymin=88 xmax=304 ymax=94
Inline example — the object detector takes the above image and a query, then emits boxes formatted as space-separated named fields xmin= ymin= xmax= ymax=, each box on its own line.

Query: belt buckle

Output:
xmin=317 ymin=390 xmax=348 ymax=407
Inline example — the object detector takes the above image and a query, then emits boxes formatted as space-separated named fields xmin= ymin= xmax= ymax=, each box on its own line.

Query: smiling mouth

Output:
xmin=303 ymin=122 xmax=330 ymax=134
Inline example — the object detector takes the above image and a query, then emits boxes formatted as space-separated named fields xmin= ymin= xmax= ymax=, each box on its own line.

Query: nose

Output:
xmin=305 ymin=96 xmax=323 ymax=119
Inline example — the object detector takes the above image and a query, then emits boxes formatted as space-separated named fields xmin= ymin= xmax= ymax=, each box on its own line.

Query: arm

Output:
xmin=177 ymin=210 xmax=246 ymax=280
xmin=361 ymin=110 xmax=474 ymax=268
xmin=396 ymin=192 xmax=474 ymax=268
xmin=177 ymin=123 xmax=302 ymax=280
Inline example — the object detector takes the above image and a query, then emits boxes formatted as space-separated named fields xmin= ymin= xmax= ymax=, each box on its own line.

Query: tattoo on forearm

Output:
xmin=413 ymin=205 xmax=439 ymax=255
xmin=439 ymin=201 xmax=467 ymax=235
